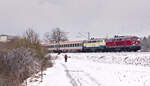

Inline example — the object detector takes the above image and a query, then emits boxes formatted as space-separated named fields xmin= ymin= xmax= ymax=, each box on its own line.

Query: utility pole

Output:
xmin=88 ymin=32 xmax=90 ymax=40
xmin=57 ymin=31 xmax=60 ymax=53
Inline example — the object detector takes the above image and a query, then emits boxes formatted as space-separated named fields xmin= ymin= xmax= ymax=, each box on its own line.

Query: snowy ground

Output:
xmin=27 ymin=52 xmax=150 ymax=86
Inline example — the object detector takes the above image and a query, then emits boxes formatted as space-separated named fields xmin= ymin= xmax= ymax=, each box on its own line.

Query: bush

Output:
xmin=0 ymin=48 xmax=40 ymax=86
xmin=0 ymin=29 xmax=53 ymax=85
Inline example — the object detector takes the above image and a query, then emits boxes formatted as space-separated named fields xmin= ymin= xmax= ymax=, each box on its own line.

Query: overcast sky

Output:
xmin=0 ymin=0 xmax=150 ymax=40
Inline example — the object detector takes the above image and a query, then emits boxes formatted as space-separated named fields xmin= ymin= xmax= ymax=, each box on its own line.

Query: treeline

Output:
xmin=0 ymin=29 xmax=52 ymax=86
xmin=141 ymin=36 xmax=150 ymax=52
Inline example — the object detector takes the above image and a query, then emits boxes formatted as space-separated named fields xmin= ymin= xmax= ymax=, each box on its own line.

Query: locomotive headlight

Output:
xmin=136 ymin=41 xmax=139 ymax=45
xmin=132 ymin=41 xmax=137 ymax=45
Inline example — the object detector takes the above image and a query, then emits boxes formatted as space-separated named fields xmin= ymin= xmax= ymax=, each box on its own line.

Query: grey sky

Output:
xmin=0 ymin=0 xmax=150 ymax=40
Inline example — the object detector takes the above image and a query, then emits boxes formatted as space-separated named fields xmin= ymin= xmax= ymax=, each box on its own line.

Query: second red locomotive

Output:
xmin=105 ymin=36 xmax=141 ymax=52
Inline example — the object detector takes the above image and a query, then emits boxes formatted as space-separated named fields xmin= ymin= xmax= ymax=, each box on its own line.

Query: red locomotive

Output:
xmin=105 ymin=36 xmax=141 ymax=52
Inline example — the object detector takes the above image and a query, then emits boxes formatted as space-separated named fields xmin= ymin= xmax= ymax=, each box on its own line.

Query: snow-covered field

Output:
xmin=27 ymin=52 xmax=150 ymax=86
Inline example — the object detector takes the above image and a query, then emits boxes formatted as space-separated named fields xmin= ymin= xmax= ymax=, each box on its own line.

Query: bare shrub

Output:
xmin=0 ymin=29 xmax=53 ymax=85
xmin=0 ymin=48 xmax=40 ymax=86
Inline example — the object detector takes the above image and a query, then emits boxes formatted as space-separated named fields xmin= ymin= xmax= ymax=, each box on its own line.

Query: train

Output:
xmin=43 ymin=36 xmax=141 ymax=52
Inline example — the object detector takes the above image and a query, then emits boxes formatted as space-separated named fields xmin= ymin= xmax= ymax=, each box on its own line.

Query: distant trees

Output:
xmin=44 ymin=27 xmax=68 ymax=43
xmin=141 ymin=36 xmax=150 ymax=51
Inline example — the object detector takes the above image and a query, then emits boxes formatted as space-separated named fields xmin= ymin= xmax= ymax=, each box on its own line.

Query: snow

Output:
xmin=27 ymin=52 xmax=150 ymax=86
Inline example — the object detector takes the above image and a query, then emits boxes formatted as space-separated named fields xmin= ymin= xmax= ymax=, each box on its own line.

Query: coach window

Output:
xmin=73 ymin=44 xmax=74 ymax=47
xmin=67 ymin=44 xmax=69 ymax=47
xmin=56 ymin=45 xmax=59 ymax=48
xmin=76 ymin=44 xmax=78 ymax=47
xmin=72 ymin=44 xmax=74 ymax=47
xmin=66 ymin=44 xmax=68 ymax=47
xmin=70 ymin=44 xmax=72 ymax=47
xmin=55 ymin=45 xmax=58 ymax=48
xmin=79 ymin=43 xmax=81 ymax=46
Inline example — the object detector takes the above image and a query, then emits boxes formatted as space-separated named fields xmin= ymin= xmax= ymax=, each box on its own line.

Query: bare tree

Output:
xmin=24 ymin=28 xmax=40 ymax=44
xmin=44 ymin=32 xmax=51 ymax=43
xmin=141 ymin=36 xmax=150 ymax=51
xmin=44 ymin=27 xmax=68 ymax=43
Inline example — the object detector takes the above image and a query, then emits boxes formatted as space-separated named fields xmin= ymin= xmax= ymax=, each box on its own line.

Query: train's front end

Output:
xmin=131 ymin=36 xmax=141 ymax=51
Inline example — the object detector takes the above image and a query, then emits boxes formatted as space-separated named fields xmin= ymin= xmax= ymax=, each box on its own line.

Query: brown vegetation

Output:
xmin=0 ymin=29 xmax=53 ymax=86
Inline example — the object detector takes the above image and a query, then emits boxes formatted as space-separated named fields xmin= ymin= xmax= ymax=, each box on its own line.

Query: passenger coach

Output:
xmin=45 ymin=40 xmax=84 ymax=52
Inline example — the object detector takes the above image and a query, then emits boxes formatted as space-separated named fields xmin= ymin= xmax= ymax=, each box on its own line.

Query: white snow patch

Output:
xmin=27 ymin=52 xmax=150 ymax=86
